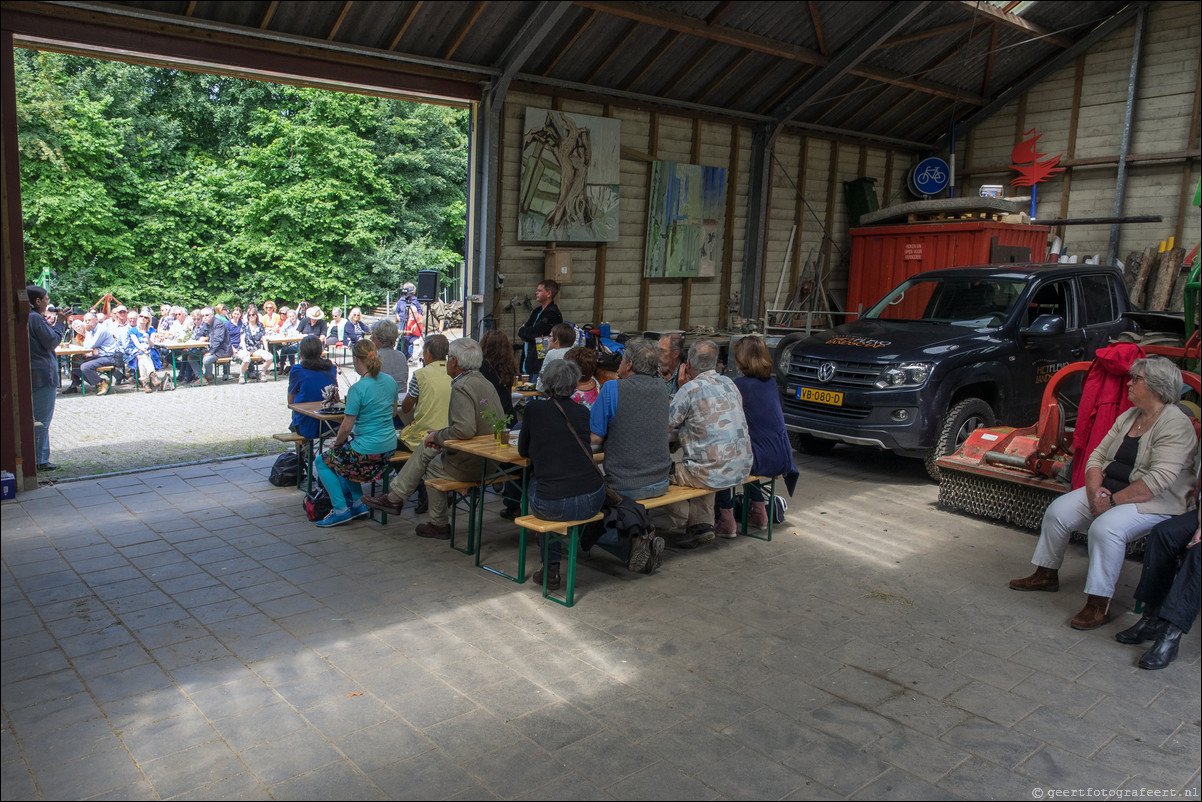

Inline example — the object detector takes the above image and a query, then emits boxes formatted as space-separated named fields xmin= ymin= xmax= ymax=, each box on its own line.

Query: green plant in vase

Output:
xmin=480 ymin=402 xmax=514 ymax=445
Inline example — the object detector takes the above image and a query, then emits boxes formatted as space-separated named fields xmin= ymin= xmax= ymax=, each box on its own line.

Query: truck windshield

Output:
xmin=863 ymin=276 xmax=1027 ymax=327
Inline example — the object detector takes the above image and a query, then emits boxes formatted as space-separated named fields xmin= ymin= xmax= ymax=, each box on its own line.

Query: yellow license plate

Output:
xmin=796 ymin=386 xmax=843 ymax=406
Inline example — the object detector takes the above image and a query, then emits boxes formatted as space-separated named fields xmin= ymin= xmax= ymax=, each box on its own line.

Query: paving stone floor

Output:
xmin=2 ymin=447 xmax=1198 ymax=800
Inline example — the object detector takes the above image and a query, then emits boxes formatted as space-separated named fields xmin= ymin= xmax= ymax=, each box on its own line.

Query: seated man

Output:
xmin=657 ymin=332 xmax=687 ymax=396
xmin=64 ymin=312 xmax=118 ymax=395
xmin=664 ymin=340 xmax=753 ymax=548
xmin=1115 ymin=510 xmax=1200 ymax=670
xmin=393 ymin=334 xmax=452 ymax=512
xmin=362 ymin=337 xmax=504 ymax=539
xmin=185 ymin=307 xmax=232 ymax=386
xmin=370 ymin=319 xmax=410 ymax=399
xmin=105 ymin=305 xmax=133 ymax=384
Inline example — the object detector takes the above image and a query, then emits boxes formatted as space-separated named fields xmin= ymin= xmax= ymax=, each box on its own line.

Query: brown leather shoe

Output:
xmin=94 ymin=380 xmax=111 ymax=396
xmin=1070 ymin=595 xmax=1111 ymax=630
xmin=361 ymin=494 xmax=403 ymax=515
xmin=1009 ymin=566 xmax=1059 ymax=592
xmin=415 ymin=522 xmax=451 ymax=540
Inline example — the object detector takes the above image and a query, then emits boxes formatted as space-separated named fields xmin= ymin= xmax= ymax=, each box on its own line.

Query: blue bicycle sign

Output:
xmin=909 ymin=157 xmax=950 ymax=197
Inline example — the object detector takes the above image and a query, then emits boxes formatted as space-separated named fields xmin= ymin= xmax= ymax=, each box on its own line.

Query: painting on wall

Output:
xmin=644 ymin=161 xmax=727 ymax=278
xmin=519 ymin=109 xmax=621 ymax=242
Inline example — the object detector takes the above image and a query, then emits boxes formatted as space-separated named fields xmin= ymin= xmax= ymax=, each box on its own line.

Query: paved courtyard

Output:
xmin=2 ymin=435 xmax=1199 ymax=799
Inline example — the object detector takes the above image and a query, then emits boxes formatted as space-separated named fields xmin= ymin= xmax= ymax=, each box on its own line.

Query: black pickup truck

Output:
xmin=773 ymin=264 xmax=1135 ymax=479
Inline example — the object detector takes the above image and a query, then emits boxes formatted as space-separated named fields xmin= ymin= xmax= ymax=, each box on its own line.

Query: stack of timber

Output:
xmin=1123 ymin=243 xmax=1189 ymax=312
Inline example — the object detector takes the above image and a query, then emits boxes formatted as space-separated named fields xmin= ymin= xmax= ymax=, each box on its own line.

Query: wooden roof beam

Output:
xmin=541 ymin=9 xmax=597 ymax=75
xmin=327 ymin=1 xmax=353 ymax=41
xmin=705 ymin=1 xmax=735 ymax=25
xmin=575 ymin=0 xmax=983 ymax=105
xmin=442 ymin=0 xmax=487 ymax=60
xmin=259 ymin=1 xmax=278 ymax=29
xmin=387 ymin=1 xmax=423 ymax=50
xmin=695 ymin=48 xmax=752 ymax=104
xmin=584 ymin=19 xmax=639 ymax=83
xmin=878 ymin=20 xmax=975 ymax=48
xmin=660 ymin=39 xmax=718 ymax=98
xmin=951 ymin=0 xmax=1071 ymax=47
xmin=619 ymin=29 xmax=680 ymax=91
xmin=807 ymin=1 xmax=828 ymax=56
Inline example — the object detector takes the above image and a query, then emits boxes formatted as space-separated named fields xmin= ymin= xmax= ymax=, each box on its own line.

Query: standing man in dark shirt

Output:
xmin=517 ymin=278 xmax=562 ymax=382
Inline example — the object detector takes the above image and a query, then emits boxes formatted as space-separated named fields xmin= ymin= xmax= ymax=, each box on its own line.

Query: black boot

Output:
xmin=1115 ymin=610 xmax=1164 ymax=645
xmin=1138 ymin=623 xmax=1183 ymax=670
xmin=414 ymin=482 xmax=429 ymax=515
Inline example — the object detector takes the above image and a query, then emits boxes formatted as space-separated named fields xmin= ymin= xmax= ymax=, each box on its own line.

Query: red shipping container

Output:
xmin=846 ymin=221 xmax=1050 ymax=317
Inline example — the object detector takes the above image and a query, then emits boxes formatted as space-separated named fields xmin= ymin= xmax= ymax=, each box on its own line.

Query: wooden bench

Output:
xmin=515 ymin=484 xmax=713 ymax=608
xmin=427 ymin=473 xmax=520 ymax=556
xmin=273 ymin=432 xmax=311 ymax=490
xmin=214 ymin=356 xmax=233 ymax=383
xmin=368 ymin=450 xmax=413 ymax=524
xmin=737 ymin=476 xmax=779 ymax=542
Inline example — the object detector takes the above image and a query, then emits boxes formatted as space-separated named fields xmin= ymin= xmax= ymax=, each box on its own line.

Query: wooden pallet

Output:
xmin=906 ymin=210 xmax=1006 ymax=224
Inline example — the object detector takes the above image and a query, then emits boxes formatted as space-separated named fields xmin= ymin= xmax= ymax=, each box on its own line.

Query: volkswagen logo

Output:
xmin=817 ymin=362 xmax=837 ymax=383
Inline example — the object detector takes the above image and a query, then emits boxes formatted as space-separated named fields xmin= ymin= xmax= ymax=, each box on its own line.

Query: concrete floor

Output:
xmin=2 ymin=445 xmax=1198 ymax=800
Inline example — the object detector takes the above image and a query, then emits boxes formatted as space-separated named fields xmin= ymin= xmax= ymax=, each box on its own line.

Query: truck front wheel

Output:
xmin=925 ymin=398 xmax=995 ymax=480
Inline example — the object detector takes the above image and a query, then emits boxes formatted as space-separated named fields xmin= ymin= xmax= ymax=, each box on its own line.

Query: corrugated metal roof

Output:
xmin=18 ymin=0 xmax=1139 ymax=149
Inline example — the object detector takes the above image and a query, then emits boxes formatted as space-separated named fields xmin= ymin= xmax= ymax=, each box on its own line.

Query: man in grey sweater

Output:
xmin=362 ymin=337 xmax=503 ymax=539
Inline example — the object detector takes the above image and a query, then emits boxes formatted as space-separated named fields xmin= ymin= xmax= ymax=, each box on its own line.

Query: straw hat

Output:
xmin=307 ymin=306 xmax=325 ymax=321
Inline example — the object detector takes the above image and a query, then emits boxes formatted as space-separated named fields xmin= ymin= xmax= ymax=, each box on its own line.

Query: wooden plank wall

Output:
xmin=961 ymin=1 xmax=1201 ymax=258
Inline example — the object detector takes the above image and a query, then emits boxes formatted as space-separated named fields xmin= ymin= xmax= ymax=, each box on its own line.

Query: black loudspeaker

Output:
xmin=416 ymin=270 xmax=440 ymax=303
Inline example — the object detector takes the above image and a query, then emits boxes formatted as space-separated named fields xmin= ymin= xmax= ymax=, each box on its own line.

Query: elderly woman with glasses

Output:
xmin=128 ymin=308 xmax=164 ymax=391
xmin=1010 ymin=356 xmax=1198 ymax=631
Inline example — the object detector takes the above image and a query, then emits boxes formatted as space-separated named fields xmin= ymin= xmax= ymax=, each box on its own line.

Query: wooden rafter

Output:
xmin=619 ymin=30 xmax=680 ymax=91
xmin=259 ymin=1 xmax=278 ymax=29
xmin=441 ymin=0 xmax=487 ymax=60
xmin=892 ymin=94 xmax=944 ymax=140
xmin=327 ymin=1 xmax=353 ymax=41
xmin=695 ymin=49 xmax=752 ymax=104
xmin=807 ymin=1 xmax=827 ymax=56
xmin=387 ymin=2 xmax=423 ymax=51
xmin=575 ymin=0 xmax=980 ymax=105
xmin=584 ymin=20 xmax=638 ymax=83
xmin=729 ymin=57 xmax=785 ymax=111
xmin=660 ymin=39 xmax=718 ymax=98
xmin=878 ymin=20 xmax=975 ymax=48
xmin=541 ymin=9 xmax=597 ymax=76
xmin=913 ymin=21 xmax=991 ymax=83
xmin=705 ymin=1 xmax=735 ymax=25
xmin=952 ymin=0 xmax=1071 ymax=47
xmin=981 ymin=23 xmax=998 ymax=96
xmin=184 ymin=1 xmax=196 ymax=17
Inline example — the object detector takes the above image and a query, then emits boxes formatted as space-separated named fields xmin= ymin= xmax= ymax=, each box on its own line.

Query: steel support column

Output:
xmin=1107 ymin=6 xmax=1146 ymax=266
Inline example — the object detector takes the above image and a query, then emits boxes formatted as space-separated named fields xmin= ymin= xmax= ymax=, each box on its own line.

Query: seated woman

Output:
xmin=325 ymin=307 xmax=346 ymax=348
xmin=714 ymin=336 xmax=799 ymax=536
xmin=520 ymin=360 xmax=606 ymax=590
xmin=312 ymin=339 xmax=399 ymax=527
xmin=480 ymin=329 xmax=517 ymax=422
xmin=1010 ymin=356 xmax=1197 ymax=630
xmin=1114 ymin=509 xmax=1200 ymax=670
xmin=565 ymin=346 xmax=600 ymax=409
xmin=127 ymin=307 xmax=164 ymax=392
xmin=287 ymin=336 xmax=338 ymax=443
xmin=278 ymin=307 xmax=301 ymax=370
xmin=261 ymin=300 xmax=281 ymax=332
xmin=342 ymin=307 xmax=370 ymax=346
xmin=234 ymin=307 xmax=274 ymax=382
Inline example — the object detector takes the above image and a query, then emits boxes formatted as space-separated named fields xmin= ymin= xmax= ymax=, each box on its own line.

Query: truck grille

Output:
xmin=789 ymin=356 xmax=881 ymax=388
xmin=783 ymin=399 xmax=872 ymax=420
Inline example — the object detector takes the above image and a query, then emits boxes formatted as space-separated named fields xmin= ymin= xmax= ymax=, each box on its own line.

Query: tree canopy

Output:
xmin=15 ymin=49 xmax=469 ymax=311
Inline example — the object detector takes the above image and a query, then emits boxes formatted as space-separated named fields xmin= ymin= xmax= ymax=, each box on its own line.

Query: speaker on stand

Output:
xmin=415 ymin=270 xmax=440 ymax=337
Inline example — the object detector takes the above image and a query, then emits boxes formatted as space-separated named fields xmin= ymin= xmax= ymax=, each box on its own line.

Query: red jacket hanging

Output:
xmin=1071 ymin=341 xmax=1145 ymax=489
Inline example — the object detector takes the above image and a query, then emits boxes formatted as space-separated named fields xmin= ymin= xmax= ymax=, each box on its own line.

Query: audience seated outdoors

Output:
xmin=127 ymin=307 xmax=164 ymax=392
xmin=663 ymin=339 xmax=754 ymax=549
xmin=343 ymin=307 xmax=370 ymax=346
xmin=1010 ymin=356 xmax=1197 ymax=630
xmin=390 ymin=333 xmax=452 ymax=513
xmin=63 ymin=311 xmax=118 ymax=396
xmin=234 ymin=307 xmax=274 ymax=382
xmin=522 ymin=359 xmax=607 ymax=590
xmin=312 ymin=338 xmax=399 ymax=528
xmin=287 ymin=336 xmax=338 ymax=442
xmin=325 ymin=308 xmax=346 ymax=347
xmin=361 ymin=337 xmax=502 ymax=540
xmin=299 ymin=306 xmax=327 ymax=340
xmin=713 ymin=336 xmax=800 ymax=536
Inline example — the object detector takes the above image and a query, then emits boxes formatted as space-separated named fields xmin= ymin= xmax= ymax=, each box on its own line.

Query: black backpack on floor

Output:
xmin=303 ymin=486 xmax=332 ymax=521
xmin=269 ymin=451 xmax=304 ymax=487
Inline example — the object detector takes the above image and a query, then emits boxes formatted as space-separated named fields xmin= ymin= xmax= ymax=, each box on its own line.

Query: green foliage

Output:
xmin=14 ymin=49 xmax=469 ymax=312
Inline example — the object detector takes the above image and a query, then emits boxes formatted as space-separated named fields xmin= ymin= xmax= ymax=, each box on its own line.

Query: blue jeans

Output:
xmin=314 ymin=452 xmax=364 ymax=511
xmin=532 ymin=479 xmax=606 ymax=565
xmin=32 ymin=385 xmax=55 ymax=465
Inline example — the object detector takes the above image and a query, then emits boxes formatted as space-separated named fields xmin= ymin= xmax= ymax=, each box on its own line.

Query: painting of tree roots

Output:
xmin=519 ymin=109 xmax=620 ymax=242
xmin=644 ymin=161 xmax=727 ymax=278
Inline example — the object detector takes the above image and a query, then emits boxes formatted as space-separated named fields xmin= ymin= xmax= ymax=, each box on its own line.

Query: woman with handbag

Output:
xmin=518 ymin=359 xmax=606 ymax=590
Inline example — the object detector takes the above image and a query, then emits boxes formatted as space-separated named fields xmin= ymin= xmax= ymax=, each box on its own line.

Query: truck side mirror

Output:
xmin=1023 ymin=314 xmax=1066 ymax=336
